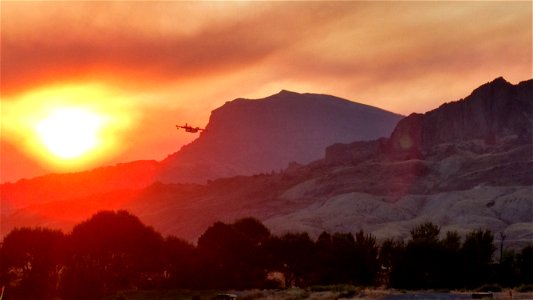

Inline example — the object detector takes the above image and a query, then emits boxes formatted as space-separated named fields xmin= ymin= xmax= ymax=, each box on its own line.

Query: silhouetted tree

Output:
xmin=460 ymin=229 xmax=496 ymax=288
xmin=380 ymin=238 xmax=406 ymax=287
xmin=497 ymin=249 xmax=519 ymax=287
xmin=162 ymin=236 xmax=198 ymax=289
xmin=232 ymin=217 xmax=271 ymax=246
xmin=314 ymin=232 xmax=357 ymax=284
xmin=60 ymin=210 xmax=164 ymax=300
xmin=0 ymin=227 xmax=65 ymax=300
xmin=197 ymin=218 xmax=269 ymax=289
xmin=263 ymin=232 xmax=315 ymax=287
xmin=231 ymin=218 xmax=271 ymax=287
xmin=353 ymin=230 xmax=379 ymax=285
xmin=5 ymin=212 xmax=533 ymax=295
xmin=439 ymin=231 xmax=462 ymax=288
xmin=393 ymin=222 xmax=444 ymax=289
xmin=410 ymin=222 xmax=440 ymax=242
xmin=518 ymin=245 xmax=533 ymax=284
xmin=315 ymin=232 xmax=336 ymax=284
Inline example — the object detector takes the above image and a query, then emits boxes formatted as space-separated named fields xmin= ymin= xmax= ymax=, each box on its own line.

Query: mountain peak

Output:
xmin=277 ymin=89 xmax=299 ymax=95
xmin=468 ymin=76 xmax=512 ymax=98
xmin=490 ymin=76 xmax=509 ymax=84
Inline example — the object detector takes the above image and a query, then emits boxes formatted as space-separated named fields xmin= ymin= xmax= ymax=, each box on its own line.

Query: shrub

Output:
xmin=476 ymin=283 xmax=502 ymax=292
xmin=516 ymin=284 xmax=533 ymax=292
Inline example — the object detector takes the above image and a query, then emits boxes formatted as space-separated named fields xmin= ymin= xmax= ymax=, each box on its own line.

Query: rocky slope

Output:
xmin=1 ymin=78 xmax=531 ymax=248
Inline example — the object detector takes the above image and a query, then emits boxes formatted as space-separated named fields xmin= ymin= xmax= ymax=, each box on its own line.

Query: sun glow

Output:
xmin=2 ymin=82 xmax=136 ymax=172
xmin=36 ymin=108 xmax=105 ymax=159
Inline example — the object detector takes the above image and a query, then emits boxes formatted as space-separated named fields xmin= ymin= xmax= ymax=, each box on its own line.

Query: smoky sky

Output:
xmin=3 ymin=1 xmax=530 ymax=106
xmin=1 ymin=1 xmax=531 ymax=182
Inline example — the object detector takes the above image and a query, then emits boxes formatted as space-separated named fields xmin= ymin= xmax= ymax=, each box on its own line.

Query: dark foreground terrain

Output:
xmin=106 ymin=287 xmax=533 ymax=300
xmin=2 ymin=210 xmax=532 ymax=300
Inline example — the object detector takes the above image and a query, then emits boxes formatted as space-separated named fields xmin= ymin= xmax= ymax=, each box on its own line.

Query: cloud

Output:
xmin=1 ymin=2 xmax=354 ymax=97
xmin=2 ymin=2 xmax=530 ymax=103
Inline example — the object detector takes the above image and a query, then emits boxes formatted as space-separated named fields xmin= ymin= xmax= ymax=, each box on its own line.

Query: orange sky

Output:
xmin=1 ymin=1 xmax=531 ymax=183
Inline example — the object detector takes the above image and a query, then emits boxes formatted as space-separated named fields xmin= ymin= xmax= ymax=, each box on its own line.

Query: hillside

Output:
xmin=0 ymin=160 xmax=160 ymax=213
xmin=1 ymin=78 xmax=531 ymax=247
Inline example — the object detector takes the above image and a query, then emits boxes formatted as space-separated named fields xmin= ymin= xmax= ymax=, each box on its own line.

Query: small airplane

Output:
xmin=176 ymin=123 xmax=206 ymax=133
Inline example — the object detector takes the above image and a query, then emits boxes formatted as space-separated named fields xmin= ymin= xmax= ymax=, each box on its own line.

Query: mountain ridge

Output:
xmin=1 ymin=90 xmax=402 ymax=209
xmin=1 ymin=77 xmax=531 ymax=246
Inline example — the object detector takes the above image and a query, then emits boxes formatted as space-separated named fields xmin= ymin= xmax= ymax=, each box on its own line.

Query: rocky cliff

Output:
xmin=387 ymin=77 xmax=532 ymax=154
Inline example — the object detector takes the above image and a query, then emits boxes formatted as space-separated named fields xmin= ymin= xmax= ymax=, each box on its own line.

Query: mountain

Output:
xmin=2 ymin=78 xmax=532 ymax=248
xmin=126 ymin=78 xmax=533 ymax=245
xmin=158 ymin=90 xmax=403 ymax=183
xmin=1 ymin=90 xmax=401 ymax=224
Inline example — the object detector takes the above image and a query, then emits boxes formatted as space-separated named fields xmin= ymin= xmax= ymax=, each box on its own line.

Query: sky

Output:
xmin=1 ymin=1 xmax=532 ymax=183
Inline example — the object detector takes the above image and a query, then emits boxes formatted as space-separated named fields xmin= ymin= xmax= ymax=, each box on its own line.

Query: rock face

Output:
xmin=158 ymin=90 xmax=403 ymax=183
xmin=388 ymin=77 xmax=533 ymax=153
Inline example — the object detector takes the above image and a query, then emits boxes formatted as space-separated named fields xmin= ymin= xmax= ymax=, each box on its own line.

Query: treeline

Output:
xmin=1 ymin=210 xmax=532 ymax=300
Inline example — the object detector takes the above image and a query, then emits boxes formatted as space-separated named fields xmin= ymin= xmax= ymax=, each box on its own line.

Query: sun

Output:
xmin=36 ymin=108 xmax=105 ymax=159
xmin=2 ymin=83 xmax=136 ymax=172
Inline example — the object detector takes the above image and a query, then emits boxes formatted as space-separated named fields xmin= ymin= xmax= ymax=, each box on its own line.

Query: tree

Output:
xmin=518 ymin=245 xmax=533 ymax=284
xmin=231 ymin=218 xmax=271 ymax=287
xmin=163 ymin=236 xmax=198 ymax=289
xmin=0 ymin=227 xmax=65 ymax=300
xmin=232 ymin=217 xmax=271 ymax=246
xmin=60 ymin=210 xmax=164 ymax=300
xmin=394 ymin=222 xmax=444 ymax=289
xmin=497 ymin=250 xmax=519 ymax=287
xmin=315 ymin=232 xmax=357 ymax=284
xmin=380 ymin=238 xmax=405 ymax=287
xmin=263 ymin=233 xmax=316 ymax=287
xmin=439 ymin=231 xmax=462 ymax=288
xmin=410 ymin=222 xmax=440 ymax=242
xmin=314 ymin=231 xmax=378 ymax=286
xmin=197 ymin=218 xmax=270 ymax=289
xmin=353 ymin=230 xmax=379 ymax=285
xmin=461 ymin=229 xmax=496 ymax=288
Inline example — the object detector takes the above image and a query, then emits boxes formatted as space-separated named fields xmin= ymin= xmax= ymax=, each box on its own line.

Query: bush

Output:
xmin=516 ymin=284 xmax=533 ymax=292
xmin=309 ymin=284 xmax=356 ymax=293
xmin=476 ymin=283 xmax=502 ymax=292
xmin=338 ymin=289 xmax=357 ymax=299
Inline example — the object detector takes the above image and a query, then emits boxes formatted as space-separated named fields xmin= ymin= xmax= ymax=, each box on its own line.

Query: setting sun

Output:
xmin=2 ymin=82 xmax=136 ymax=173
xmin=36 ymin=108 xmax=104 ymax=159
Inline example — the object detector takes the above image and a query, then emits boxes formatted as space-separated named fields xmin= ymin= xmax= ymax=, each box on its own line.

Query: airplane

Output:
xmin=176 ymin=123 xmax=206 ymax=133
